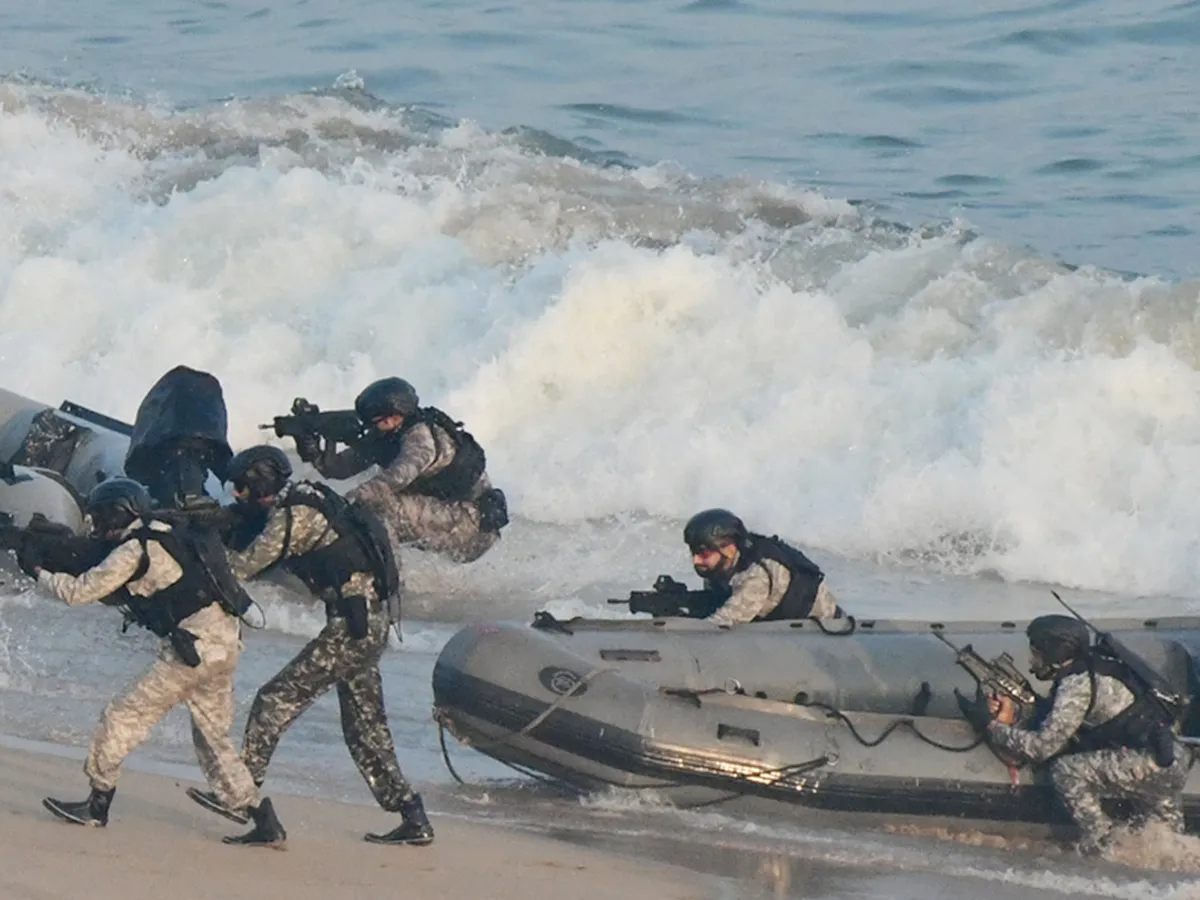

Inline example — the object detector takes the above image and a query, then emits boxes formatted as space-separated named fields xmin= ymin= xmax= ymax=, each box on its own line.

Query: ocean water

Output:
xmin=4 ymin=0 xmax=1200 ymax=896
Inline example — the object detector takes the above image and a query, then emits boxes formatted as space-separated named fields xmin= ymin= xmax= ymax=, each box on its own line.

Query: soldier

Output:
xmin=187 ymin=446 xmax=433 ymax=846
xmin=31 ymin=478 xmax=286 ymax=847
xmin=976 ymin=615 xmax=1193 ymax=856
xmin=682 ymin=509 xmax=843 ymax=625
xmin=296 ymin=377 xmax=508 ymax=564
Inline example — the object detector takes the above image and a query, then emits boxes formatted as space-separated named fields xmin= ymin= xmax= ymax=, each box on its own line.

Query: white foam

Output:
xmin=4 ymin=79 xmax=1200 ymax=604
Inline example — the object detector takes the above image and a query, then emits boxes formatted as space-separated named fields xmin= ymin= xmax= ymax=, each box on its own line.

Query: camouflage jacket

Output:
xmin=38 ymin=518 xmax=181 ymax=606
xmin=705 ymin=558 xmax=839 ymax=626
xmin=226 ymin=483 xmax=376 ymax=602
xmin=317 ymin=421 xmax=488 ymax=502
xmin=37 ymin=518 xmax=233 ymax=643
xmin=989 ymin=671 xmax=1135 ymax=762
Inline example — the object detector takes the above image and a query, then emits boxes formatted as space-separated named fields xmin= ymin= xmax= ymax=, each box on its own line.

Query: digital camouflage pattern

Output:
xmin=1050 ymin=744 xmax=1190 ymax=850
xmin=706 ymin=559 xmax=839 ymax=626
xmin=313 ymin=420 xmax=499 ymax=563
xmin=241 ymin=610 xmax=414 ymax=810
xmin=989 ymin=670 xmax=1192 ymax=849
xmin=39 ymin=519 xmax=184 ymax=605
xmin=227 ymin=487 xmax=414 ymax=811
xmin=351 ymin=483 xmax=498 ymax=563
xmin=225 ymin=482 xmax=378 ymax=602
xmin=37 ymin=528 xmax=260 ymax=813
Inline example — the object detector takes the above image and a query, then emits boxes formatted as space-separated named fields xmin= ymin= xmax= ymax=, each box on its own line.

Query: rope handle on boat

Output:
xmin=433 ymin=662 xmax=836 ymax=809
xmin=434 ymin=715 xmax=834 ymax=810
xmin=800 ymin=699 xmax=986 ymax=753
xmin=812 ymin=615 xmax=857 ymax=636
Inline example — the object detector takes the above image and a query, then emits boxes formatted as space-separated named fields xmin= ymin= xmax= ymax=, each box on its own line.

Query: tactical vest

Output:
xmin=1059 ymin=653 xmax=1176 ymax=761
xmin=278 ymin=482 xmax=399 ymax=603
xmin=119 ymin=517 xmax=253 ymax=638
xmin=706 ymin=534 xmax=828 ymax=621
xmin=373 ymin=407 xmax=486 ymax=502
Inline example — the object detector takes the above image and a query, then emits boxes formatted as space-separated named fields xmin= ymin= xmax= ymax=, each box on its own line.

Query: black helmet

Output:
xmin=355 ymin=377 xmax=419 ymax=422
xmin=1027 ymin=614 xmax=1090 ymax=675
xmin=86 ymin=477 xmax=151 ymax=535
xmin=684 ymin=508 xmax=747 ymax=553
xmin=227 ymin=445 xmax=292 ymax=499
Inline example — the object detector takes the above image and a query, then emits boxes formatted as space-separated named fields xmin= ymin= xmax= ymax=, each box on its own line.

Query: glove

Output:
xmin=955 ymin=686 xmax=995 ymax=733
xmin=295 ymin=434 xmax=322 ymax=464
xmin=16 ymin=540 xmax=43 ymax=578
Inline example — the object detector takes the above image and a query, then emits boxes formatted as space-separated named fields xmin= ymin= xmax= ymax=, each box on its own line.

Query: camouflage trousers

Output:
xmin=1050 ymin=743 xmax=1193 ymax=846
xmin=242 ymin=608 xmax=414 ymax=812
xmin=86 ymin=615 xmax=260 ymax=812
xmin=370 ymin=492 xmax=498 ymax=564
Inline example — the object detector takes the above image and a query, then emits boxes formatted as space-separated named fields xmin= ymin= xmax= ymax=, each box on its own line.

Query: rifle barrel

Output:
xmin=932 ymin=630 xmax=960 ymax=651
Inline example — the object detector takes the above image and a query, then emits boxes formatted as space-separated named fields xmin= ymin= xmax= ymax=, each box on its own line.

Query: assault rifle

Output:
xmin=260 ymin=398 xmax=366 ymax=446
xmin=934 ymin=630 xmax=1041 ymax=724
xmin=0 ymin=512 xmax=109 ymax=578
xmin=608 ymin=575 xmax=722 ymax=619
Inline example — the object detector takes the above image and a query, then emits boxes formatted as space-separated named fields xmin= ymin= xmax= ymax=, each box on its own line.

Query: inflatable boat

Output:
xmin=0 ymin=368 xmax=312 ymax=600
xmin=431 ymin=612 xmax=1200 ymax=835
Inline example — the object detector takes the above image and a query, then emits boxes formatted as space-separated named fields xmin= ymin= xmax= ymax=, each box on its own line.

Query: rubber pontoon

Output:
xmin=431 ymin=613 xmax=1200 ymax=835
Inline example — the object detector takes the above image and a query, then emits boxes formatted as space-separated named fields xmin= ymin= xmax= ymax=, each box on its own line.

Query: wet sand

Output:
xmin=0 ymin=744 xmax=722 ymax=900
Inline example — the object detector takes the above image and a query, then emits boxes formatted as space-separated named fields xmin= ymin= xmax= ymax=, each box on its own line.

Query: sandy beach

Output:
xmin=0 ymin=744 xmax=722 ymax=900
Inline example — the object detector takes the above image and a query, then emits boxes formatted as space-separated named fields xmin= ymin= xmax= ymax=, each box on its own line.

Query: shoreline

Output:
xmin=0 ymin=740 xmax=725 ymax=900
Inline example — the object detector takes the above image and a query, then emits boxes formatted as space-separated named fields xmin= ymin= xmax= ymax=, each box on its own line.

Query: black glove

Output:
xmin=0 ymin=459 xmax=15 ymax=481
xmin=295 ymin=434 xmax=322 ymax=464
xmin=955 ymin=686 xmax=995 ymax=733
xmin=16 ymin=541 xmax=42 ymax=578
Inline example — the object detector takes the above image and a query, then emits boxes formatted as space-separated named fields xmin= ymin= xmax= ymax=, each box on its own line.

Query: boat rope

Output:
xmin=799 ymin=700 xmax=986 ymax=752
xmin=436 ymin=714 xmax=833 ymax=809
xmin=433 ymin=664 xmax=617 ymax=789
xmin=812 ymin=615 xmax=857 ymax=636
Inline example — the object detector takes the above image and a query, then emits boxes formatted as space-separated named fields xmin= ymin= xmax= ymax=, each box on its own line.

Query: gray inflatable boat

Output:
xmin=432 ymin=613 xmax=1200 ymax=835
xmin=0 ymin=373 xmax=315 ymax=600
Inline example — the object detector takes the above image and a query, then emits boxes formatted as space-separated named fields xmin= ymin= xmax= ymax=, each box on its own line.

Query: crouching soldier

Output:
xmin=682 ymin=509 xmax=843 ymax=625
xmin=973 ymin=615 xmax=1193 ymax=856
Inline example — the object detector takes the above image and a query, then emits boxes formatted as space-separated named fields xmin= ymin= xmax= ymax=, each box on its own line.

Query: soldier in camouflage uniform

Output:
xmin=296 ymin=377 xmax=508 ymax=564
xmin=187 ymin=446 xmax=434 ymax=846
xmin=981 ymin=615 xmax=1192 ymax=856
xmin=682 ymin=509 xmax=842 ymax=625
xmin=32 ymin=478 xmax=285 ymax=846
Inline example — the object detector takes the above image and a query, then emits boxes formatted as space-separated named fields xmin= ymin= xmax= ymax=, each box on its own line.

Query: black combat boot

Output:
xmin=221 ymin=797 xmax=287 ymax=849
xmin=475 ymin=488 xmax=509 ymax=533
xmin=185 ymin=786 xmax=251 ymax=825
xmin=43 ymin=787 xmax=115 ymax=827
xmin=364 ymin=793 xmax=435 ymax=846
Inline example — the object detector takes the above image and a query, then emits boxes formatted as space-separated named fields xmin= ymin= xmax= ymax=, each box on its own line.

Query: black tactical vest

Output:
xmin=373 ymin=407 xmax=486 ymax=501
xmin=119 ymin=518 xmax=252 ymax=637
xmin=278 ymin=482 xmax=399 ymax=603
xmin=707 ymin=534 xmax=831 ymax=621
xmin=1060 ymin=653 xmax=1176 ymax=762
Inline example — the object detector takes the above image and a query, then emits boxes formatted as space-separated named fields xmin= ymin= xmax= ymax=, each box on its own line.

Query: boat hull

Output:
xmin=432 ymin=618 xmax=1200 ymax=833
